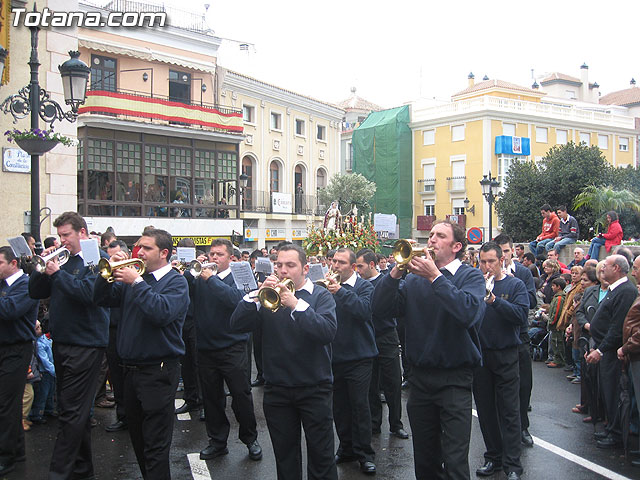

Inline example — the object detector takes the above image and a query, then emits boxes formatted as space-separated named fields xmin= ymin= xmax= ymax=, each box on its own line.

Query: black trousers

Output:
xmin=49 ymin=344 xmax=104 ymax=480
xmin=473 ymin=347 xmax=522 ymax=475
xmin=106 ymin=326 xmax=126 ymax=422
xmin=518 ymin=334 xmax=533 ymax=430
xmin=332 ymin=358 xmax=375 ymax=463
xmin=180 ymin=317 xmax=201 ymax=406
xmin=263 ymin=383 xmax=337 ymax=480
xmin=598 ymin=352 xmax=622 ymax=438
xmin=0 ymin=342 xmax=32 ymax=465
xmin=123 ymin=359 xmax=180 ymax=480
xmin=197 ymin=342 xmax=257 ymax=449
xmin=396 ymin=318 xmax=411 ymax=380
xmin=407 ymin=365 xmax=473 ymax=480
xmin=368 ymin=330 xmax=403 ymax=432
xmin=250 ymin=323 xmax=264 ymax=382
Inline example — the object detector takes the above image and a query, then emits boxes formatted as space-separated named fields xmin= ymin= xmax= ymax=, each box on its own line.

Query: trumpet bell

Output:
xmin=314 ymin=271 xmax=341 ymax=289
xmin=258 ymin=278 xmax=295 ymax=312
xmin=392 ymin=239 xmax=435 ymax=270
xmin=31 ymin=247 xmax=71 ymax=273
xmin=99 ymin=258 xmax=146 ymax=283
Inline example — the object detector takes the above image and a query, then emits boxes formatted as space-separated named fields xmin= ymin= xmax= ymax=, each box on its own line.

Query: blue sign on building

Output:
xmin=495 ymin=135 xmax=531 ymax=156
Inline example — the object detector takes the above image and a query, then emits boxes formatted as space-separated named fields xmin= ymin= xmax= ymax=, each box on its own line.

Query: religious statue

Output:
xmin=324 ymin=201 xmax=341 ymax=232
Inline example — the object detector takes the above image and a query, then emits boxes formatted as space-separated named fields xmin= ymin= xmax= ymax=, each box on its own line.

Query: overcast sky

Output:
xmin=167 ymin=0 xmax=639 ymax=109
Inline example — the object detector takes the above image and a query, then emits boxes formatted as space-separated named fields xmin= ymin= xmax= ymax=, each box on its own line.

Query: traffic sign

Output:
xmin=467 ymin=227 xmax=482 ymax=244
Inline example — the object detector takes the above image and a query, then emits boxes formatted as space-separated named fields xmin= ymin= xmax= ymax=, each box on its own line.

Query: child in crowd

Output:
xmin=29 ymin=320 xmax=56 ymax=424
xmin=547 ymin=277 xmax=567 ymax=368
xmin=23 ymin=344 xmax=41 ymax=431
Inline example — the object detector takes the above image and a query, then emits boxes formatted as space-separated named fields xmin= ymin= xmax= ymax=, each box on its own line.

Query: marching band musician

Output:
xmin=325 ymin=247 xmax=377 ymax=475
xmin=474 ymin=242 xmax=529 ymax=480
xmin=184 ymin=239 xmax=262 ymax=462
xmin=371 ymin=220 xmax=486 ymax=480
xmin=0 ymin=246 xmax=39 ymax=476
xmin=29 ymin=211 xmax=110 ymax=480
xmin=230 ymin=243 xmax=338 ymax=480
xmin=93 ymin=228 xmax=189 ymax=480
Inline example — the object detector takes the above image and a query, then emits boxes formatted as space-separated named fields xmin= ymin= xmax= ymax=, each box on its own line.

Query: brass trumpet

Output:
xmin=174 ymin=260 xmax=215 ymax=278
xmin=258 ymin=278 xmax=295 ymax=312
xmin=314 ymin=271 xmax=341 ymax=289
xmin=31 ymin=247 xmax=71 ymax=273
xmin=485 ymin=275 xmax=495 ymax=301
xmin=392 ymin=239 xmax=435 ymax=271
xmin=98 ymin=258 xmax=146 ymax=283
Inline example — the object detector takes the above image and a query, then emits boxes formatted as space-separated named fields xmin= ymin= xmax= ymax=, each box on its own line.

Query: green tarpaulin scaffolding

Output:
xmin=352 ymin=105 xmax=412 ymax=238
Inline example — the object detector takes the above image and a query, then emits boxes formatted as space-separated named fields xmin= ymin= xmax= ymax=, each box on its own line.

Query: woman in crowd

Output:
xmin=586 ymin=211 xmax=623 ymax=260
xmin=540 ymin=259 xmax=561 ymax=304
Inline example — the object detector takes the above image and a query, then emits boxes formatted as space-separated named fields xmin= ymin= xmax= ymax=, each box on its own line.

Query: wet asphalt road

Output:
xmin=8 ymin=361 xmax=640 ymax=480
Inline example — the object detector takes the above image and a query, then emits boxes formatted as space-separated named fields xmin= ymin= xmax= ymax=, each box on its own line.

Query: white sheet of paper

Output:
xmin=80 ymin=239 xmax=101 ymax=266
xmin=307 ymin=264 xmax=325 ymax=282
xmin=255 ymin=256 xmax=273 ymax=274
xmin=177 ymin=247 xmax=196 ymax=263
xmin=7 ymin=236 xmax=33 ymax=257
xmin=230 ymin=261 xmax=258 ymax=292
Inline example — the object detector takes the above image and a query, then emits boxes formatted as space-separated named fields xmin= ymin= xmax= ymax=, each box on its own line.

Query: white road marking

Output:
xmin=187 ymin=453 xmax=212 ymax=480
xmin=472 ymin=409 xmax=633 ymax=480
xmin=175 ymin=399 xmax=192 ymax=421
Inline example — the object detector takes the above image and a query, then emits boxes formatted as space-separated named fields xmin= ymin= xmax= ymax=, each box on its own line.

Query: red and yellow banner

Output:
xmin=78 ymin=90 xmax=243 ymax=132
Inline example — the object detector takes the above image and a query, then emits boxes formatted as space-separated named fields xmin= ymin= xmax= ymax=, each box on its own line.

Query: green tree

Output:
xmin=573 ymin=185 xmax=640 ymax=234
xmin=317 ymin=172 xmax=377 ymax=215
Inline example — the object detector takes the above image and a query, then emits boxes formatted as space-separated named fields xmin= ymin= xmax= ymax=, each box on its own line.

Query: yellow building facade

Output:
xmin=411 ymin=77 xmax=637 ymax=242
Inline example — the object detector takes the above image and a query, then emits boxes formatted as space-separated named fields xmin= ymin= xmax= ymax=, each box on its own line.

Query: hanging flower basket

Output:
xmin=14 ymin=137 xmax=60 ymax=155
xmin=4 ymin=128 xmax=76 ymax=155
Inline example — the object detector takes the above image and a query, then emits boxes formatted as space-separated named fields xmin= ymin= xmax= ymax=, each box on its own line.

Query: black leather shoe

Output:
xmin=175 ymin=402 xmax=201 ymax=414
xmin=247 ymin=440 xmax=262 ymax=461
xmin=391 ymin=428 xmax=409 ymax=439
xmin=199 ymin=445 xmax=229 ymax=460
xmin=593 ymin=431 xmax=609 ymax=440
xmin=335 ymin=454 xmax=358 ymax=464
xmin=105 ymin=420 xmax=128 ymax=432
xmin=596 ymin=435 xmax=621 ymax=449
xmin=521 ymin=429 xmax=534 ymax=447
xmin=359 ymin=461 xmax=376 ymax=475
xmin=476 ymin=461 xmax=501 ymax=477
xmin=506 ymin=472 xmax=521 ymax=480
xmin=251 ymin=378 xmax=265 ymax=387
xmin=0 ymin=462 xmax=15 ymax=476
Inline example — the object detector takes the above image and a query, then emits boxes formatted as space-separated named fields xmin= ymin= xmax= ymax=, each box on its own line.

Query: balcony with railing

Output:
xmin=418 ymin=178 xmax=436 ymax=193
xmin=447 ymin=176 xmax=466 ymax=192
xmin=78 ymin=88 xmax=243 ymax=135
xmin=241 ymin=190 xmax=322 ymax=215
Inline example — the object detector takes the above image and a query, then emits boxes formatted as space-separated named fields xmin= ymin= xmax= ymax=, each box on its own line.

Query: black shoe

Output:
xmin=630 ymin=449 xmax=640 ymax=456
xmin=359 ymin=461 xmax=376 ymax=475
xmin=44 ymin=410 xmax=58 ymax=417
xmin=593 ymin=431 xmax=609 ymax=440
xmin=391 ymin=428 xmax=409 ymax=439
xmin=251 ymin=378 xmax=265 ymax=387
xmin=175 ymin=402 xmax=201 ymax=415
xmin=199 ymin=445 xmax=229 ymax=460
xmin=335 ymin=454 xmax=358 ymax=464
xmin=105 ymin=420 xmax=128 ymax=432
xmin=596 ymin=435 xmax=621 ymax=449
xmin=401 ymin=380 xmax=410 ymax=390
xmin=0 ymin=462 xmax=15 ymax=476
xmin=507 ymin=472 xmax=521 ymax=480
xmin=90 ymin=417 xmax=98 ymax=428
xmin=521 ymin=429 xmax=534 ymax=447
xmin=199 ymin=409 xmax=205 ymax=421
xmin=476 ymin=461 xmax=501 ymax=477
xmin=247 ymin=440 xmax=262 ymax=461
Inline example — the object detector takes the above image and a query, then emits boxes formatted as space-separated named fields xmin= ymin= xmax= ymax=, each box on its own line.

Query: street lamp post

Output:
xmin=479 ymin=172 xmax=500 ymax=241
xmin=1 ymin=14 xmax=89 ymax=252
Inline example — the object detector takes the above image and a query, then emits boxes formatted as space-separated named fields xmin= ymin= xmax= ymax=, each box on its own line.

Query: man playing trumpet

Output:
xmin=230 ymin=244 xmax=338 ymax=480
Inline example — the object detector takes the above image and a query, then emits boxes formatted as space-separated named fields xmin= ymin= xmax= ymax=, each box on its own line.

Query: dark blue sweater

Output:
xmin=93 ymin=268 xmax=189 ymax=363
xmin=369 ymin=274 xmax=397 ymax=336
xmin=30 ymin=254 xmax=109 ymax=348
xmin=230 ymin=284 xmax=337 ymax=387
xmin=331 ymin=275 xmax=377 ymax=363
xmin=480 ymin=275 xmax=529 ymax=350
xmin=185 ymin=270 xmax=247 ymax=351
xmin=0 ymin=273 xmax=38 ymax=345
xmin=513 ymin=261 xmax=537 ymax=310
xmin=371 ymin=264 xmax=486 ymax=369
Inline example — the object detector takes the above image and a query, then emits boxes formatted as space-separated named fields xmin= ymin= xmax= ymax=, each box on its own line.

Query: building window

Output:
xmin=503 ymin=123 xmax=516 ymax=137
xmin=497 ymin=154 xmax=516 ymax=187
xmin=556 ymin=129 xmax=568 ymax=145
xmin=295 ymin=119 xmax=306 ymax=137
xmin=317 ymin=124 xmax=327 ymax=141
xmin=90 ymin=55 xmax=117 ymax=92
xmin=598 ymin=134 xmax=609 ymax=150
xmin=270 ymin=112 xmax=282 ymax=131
xmin=421 ymin=163 xmax=435 ymax=192
xmin=243 ymin=105 xmax=255 ymax=123
xmin=449 ymin=159 xmax=465 ymax=191
xmin=424 ymin=204 xmax=434 ymax=216
xmin=451 ymin=125 xmax=465 ymax=142
xmin=535 ymin=127 xmax=548 ymax=143
xmin=168 ymin=70 xmax=191 ymax=104
xmin=270 ymin=161 xmax=280 ymax=192
xmin=579 ymin=132 xmax=590 ymax=145
xmin=619 ymin=137 xmax=629 ymax=151
xmin=423 ymin=129 xmax=435 ymax=145
xmin=565 ymin=89 xmax=577 ymax=100
xmin=453 ymin=206 xmax=465 ymax=215
xmin=317 ymin=168 xmax=327 ymax=190
xmin=346 ymin=142 xmax=353 ymax=171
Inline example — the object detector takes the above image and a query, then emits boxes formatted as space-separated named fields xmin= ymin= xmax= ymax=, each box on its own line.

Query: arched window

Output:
xmin=270 ymin=161 xmax=280 ymax=192
xmin=242 ymin=155 xmax=254 ymax=210
xmin=316 ymin=168 xmax=327 ymax=190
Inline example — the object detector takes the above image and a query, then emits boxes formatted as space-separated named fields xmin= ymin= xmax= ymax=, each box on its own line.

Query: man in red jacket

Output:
xmin=528 ymin=204 xmax=560 ymax=256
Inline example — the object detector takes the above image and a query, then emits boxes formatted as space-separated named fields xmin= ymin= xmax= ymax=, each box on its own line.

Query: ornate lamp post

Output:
xmin=1 ymin=12 xmax=90 ymax=252
xmin=479 ymin=172 xmax=500 ymax=241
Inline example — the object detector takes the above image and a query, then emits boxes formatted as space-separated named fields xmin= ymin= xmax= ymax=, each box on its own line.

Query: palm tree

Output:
xmin=573 ymin=185 xmax=640 ymax=232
